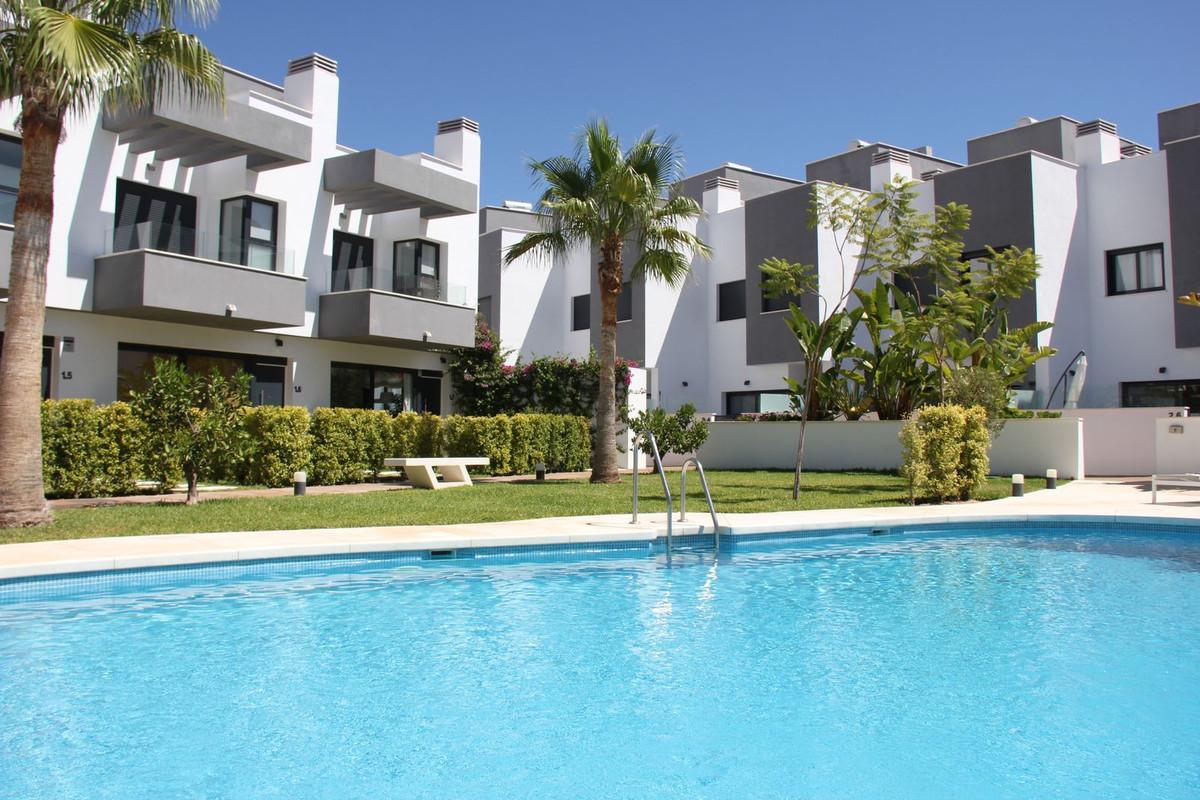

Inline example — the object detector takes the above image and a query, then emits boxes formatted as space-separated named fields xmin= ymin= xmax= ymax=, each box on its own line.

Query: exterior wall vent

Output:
xmin=1076 ymin=119 xmax=1118 ymax=137
xmin=438 ymin=117 xmax=480 ymax=135
xmin=1120 ymin=142 xmax=1152 ymax=158
xmin=871 ymin=148 xmax=910 ymax=166
xmin=287 ymin=53 xmax=338 ymax=75
xmin=920 ymin=168 xmax=944 ymax=180
xmin=704 ymin=176 xmax=740 ymax=191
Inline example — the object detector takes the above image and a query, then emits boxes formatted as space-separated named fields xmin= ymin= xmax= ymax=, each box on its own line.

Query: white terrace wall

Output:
xmin=1155 ymin=417 xmax=1200 ymax=474
xmin=1073 ymin=407 xmax=1188 ymax=476
xmin=696 ymin=418 xmax=1086 ymax=479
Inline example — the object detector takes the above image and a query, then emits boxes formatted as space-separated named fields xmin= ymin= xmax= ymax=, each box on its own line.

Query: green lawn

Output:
xmin=0 ymin=470 xmax=1048 ymax=545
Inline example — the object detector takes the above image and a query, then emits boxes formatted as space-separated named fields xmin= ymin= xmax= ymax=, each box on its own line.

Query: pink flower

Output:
xmin=501 ymin=364 xmax=515 ymax=375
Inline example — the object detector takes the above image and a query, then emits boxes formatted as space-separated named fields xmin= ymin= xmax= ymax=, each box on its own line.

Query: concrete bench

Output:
xmin=384 ymin=457 xmax=490 ymax=490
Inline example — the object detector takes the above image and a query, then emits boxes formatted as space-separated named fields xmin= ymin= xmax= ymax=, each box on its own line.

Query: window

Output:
xmin=394 ymin=239 xmax=440 ymax=299
xmin=0 ymin=333 xmax=53 ymax=399
xmin=0 ymin=134 xmax=20 ymax=226
xmin=761 ymin=284 xmax=795 ymax=313
xmin=116 ymin=343 xmax=284 ymax=406
xmin=724 ymin=389 xmax=792 ymax=417
xmin=617 ymin=281 xmax=633 ymax=322
xmin=718 ymin=280 xmax=746 ymax=321
xmin=114 ymin=179 xmax=197 ymax=255
xmin=220 ymin=196 xmax=278 ymax=269
xmin=330 ymin=362 xmax=441 ymax=414
xmin=571 ymin=294 xmax=590 ymax=331
xmin=1107 ymin=244 xmax=1165 ymax=295
xmin=331 ymin=231 xmax=373 ymax=291
xmin=1121 ymin=380 xmax=1200 ymax=414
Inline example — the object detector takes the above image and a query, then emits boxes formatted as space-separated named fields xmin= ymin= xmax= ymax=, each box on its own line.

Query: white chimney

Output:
xmin=870 ymin=148 xmax=912 ymax=191
xmin=703 ymin=176 xmax=742 ymax=213
xmin=1075 ymin=119 xmax=1121 ymax=166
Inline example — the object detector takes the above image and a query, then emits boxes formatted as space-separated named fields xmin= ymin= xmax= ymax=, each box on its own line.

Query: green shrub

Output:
xmin=239 ymin=406 xmax=312 ymax=487
xmin=899 ymin=404 xmax=992 ymax=503
xmin=441 ymin=414 xmax=513 ymax=476
xmin=392 ymin=412 xmax=441 ymax=458
xmin=553 ymin=415 xmax=592 ymax=472
xmin=42 ymin=400 xmax=145 ymax=499
xmin=308 ymin=407 xmax=392 ymax=485
xmin=629 ymin=403 xmax=709 ymax=458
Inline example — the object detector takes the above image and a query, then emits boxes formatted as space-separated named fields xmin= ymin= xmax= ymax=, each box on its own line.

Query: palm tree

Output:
xmin=505 ymin=120 xmax=710 ymax=483
xmin=0 ymin=0 xmax=224 ymax=526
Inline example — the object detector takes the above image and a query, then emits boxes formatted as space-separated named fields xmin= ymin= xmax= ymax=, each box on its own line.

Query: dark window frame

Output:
xmin=723 ymin=389 xmax=792 ymax=417
xmin=331 ymin=230 xmax=374 ymax=291
xmin=1106 ymin=243 xmax=1165 ymax=296
xmin=0 ymin=132 xmax=21 ymax=227
xmin=392 ymin=238 xmax=441 ymax=299
xmin=571 ymin=294 xmax=590 ymax=331
xmin=116 ymin=342 xmax=286 ymax=406
xmin=718 ymin=279 xmax=747 ymax=321
xmin=219 ymin=195 xmax=279 ymax=270
xmin=1120 ymin=379 xmax=1200 ymax=414
xmin=329 ymin=360 xmax=442 ymax=415
xmin=114 ymin=178 xmax=198 ymax=256
xmin=617 ymin=281 xmax=633 ymax=323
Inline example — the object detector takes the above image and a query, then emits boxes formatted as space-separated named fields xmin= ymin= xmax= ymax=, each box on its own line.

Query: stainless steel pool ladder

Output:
xmin=630 ymin=432 xmax=720 ymax=553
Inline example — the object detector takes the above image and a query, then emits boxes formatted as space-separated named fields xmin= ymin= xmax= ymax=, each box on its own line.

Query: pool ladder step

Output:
xmin=630 ymin=432 xmax=721 ymax=554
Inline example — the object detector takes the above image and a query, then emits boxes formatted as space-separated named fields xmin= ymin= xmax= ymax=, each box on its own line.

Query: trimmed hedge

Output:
xmin=41 ymin=400 xmax=591 ymax=496
xmin=238 ymin=406 xmax=312 ymax=487
xmin=42 ymin=400 xmax=145 ymax=498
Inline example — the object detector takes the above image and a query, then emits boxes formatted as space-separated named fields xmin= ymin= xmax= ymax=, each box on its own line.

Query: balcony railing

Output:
xmin=326 ymin=267 xmax=468 ymax=306
xmin=106 ymin=222 xmax=298 ymax=275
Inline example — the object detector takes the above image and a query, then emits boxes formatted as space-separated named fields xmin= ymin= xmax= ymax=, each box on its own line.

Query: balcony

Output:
xmin=102 ymin=91 xmax=312 ymax=171
xmin=322 ymin=149 xmax=476 ymax=218
xmin=0 ymin=224 xmax=11 ymax=297
xmin=318 ymin=286 xmax=475 ymax=349
xmin=92 ymin=223 xmax=306 ymax=330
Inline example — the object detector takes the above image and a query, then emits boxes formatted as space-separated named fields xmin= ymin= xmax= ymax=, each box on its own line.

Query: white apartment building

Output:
xmin=480 ymin=104 xmax=1200 ymax=417
xmin=0 ymin=53 xmax=481 ymax=413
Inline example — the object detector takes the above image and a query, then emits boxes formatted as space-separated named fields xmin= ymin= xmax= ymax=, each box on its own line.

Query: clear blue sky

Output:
xmin=194 ymin=0 xmax=1197 ymax=206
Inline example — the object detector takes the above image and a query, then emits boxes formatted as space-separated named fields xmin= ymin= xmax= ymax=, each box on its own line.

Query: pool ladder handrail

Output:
xmin=631 ymin=433 xmax=720 ymax=553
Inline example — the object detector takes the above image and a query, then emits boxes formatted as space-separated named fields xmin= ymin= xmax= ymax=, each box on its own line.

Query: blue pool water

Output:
xmin=2 ymin=526 xmax=1200 ymax=799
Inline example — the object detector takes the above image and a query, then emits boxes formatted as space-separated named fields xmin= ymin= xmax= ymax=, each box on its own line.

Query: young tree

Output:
xmin=629 ymin=402 xmax=709 ymax=463
xmin=131 ymin=358 xmax=249 ymax=505
xmin=0 ymin=0 xmax=224 ymax=526
xmin=504 ymin=120 xmax=710 ymax=483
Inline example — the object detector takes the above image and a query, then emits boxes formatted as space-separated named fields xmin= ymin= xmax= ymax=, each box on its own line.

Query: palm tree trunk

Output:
xmin=0 ymin=98 xmax=62 ymax=527
xmin=592 ymin=241 xmax=622 ymax=483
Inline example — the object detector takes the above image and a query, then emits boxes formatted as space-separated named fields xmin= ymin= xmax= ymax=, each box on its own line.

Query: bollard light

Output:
xmin=294 ymin=470 xmax=307 ymax=496
xmin=1011 ymin=473 xmax=1025 ymax=498
xmin=1045 ymin=468 xmax=1058 ymax=490
xmin=535 ymin=462 xmax=546 ymax=482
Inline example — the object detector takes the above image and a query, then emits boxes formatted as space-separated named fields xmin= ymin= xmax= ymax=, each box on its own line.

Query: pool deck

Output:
xmin=2 ymin=478 xmax=1199 ymax=580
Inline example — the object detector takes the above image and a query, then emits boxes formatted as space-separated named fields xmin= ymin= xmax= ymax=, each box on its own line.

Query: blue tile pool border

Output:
xmin=2 ymin=515 xmax=1198 ymax=603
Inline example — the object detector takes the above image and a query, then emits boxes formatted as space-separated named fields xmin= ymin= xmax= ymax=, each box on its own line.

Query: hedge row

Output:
xmin=41 ymin=401 xmax=591 ymax=497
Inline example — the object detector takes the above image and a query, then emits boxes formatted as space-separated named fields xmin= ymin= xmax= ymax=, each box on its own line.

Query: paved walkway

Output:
xmin=5 ymin=478 xmax=1199 ymax=581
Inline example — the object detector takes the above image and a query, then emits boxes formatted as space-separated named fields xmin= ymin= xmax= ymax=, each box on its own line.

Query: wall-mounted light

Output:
xmin=274 ymin=337 xmax=284 ymax=348
xmin=681 ymin=381 xmax=689 ymax=387
xmin=743 ymin=379 xmax=751 ymax=386
xmin=422 ymin=330 xmax=433 ymax=342
xmin=62 ymin=336 xmax=75 ymax=353
xmin=225 ymin=304 xmax=237 ymax=317
xmin=1159 ymin=366 xmax=1168 ymax=374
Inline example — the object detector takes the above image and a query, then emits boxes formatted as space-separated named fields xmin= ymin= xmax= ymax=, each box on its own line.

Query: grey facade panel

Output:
xmin=588 ymin=242 xmax=645 ymax=364
xmin=477 ymin=229 xmax=505 ymax=332
xmin=1166 ymin=136 xmax=1200 ymax=347
xmin=323 ymin=149 xmax=477 ymax=218
xmin=92 ymin=250 xmax=306 ymax=330
xmin=965 ymin=117 xmax=1077 ymax=165
xmin=318 ymin=289 xmax=475 ymax=349
xmin=677 ymin=166 xmax=804 ymax=203
xmin=102 ymin=96 xmax=312 ymax=171
xmin=743 ymin=184 xmax=818 ymax=366
xmin=805 ymin=145 xmax=961 ymax=190
xmin=1158 ymin=103 xmax=1200 ymax=147
xmin=932 ymin=153 xmax=1038 ymax=329
xmin=479 ymin=206 xmax=542 ymax=235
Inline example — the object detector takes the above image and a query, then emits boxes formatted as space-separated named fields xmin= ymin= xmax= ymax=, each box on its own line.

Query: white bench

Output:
xmin=384 ymin=457 xmax=490 ymax=490
xmin=1151 ymin=473 xmax=1200 ymax=503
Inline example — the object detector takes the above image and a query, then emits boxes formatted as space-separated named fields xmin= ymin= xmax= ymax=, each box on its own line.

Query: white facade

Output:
xmin=484 ymin=106 xmax=1200 ymax=417
xmin=0 ymin=53 xmax=481 ymax=413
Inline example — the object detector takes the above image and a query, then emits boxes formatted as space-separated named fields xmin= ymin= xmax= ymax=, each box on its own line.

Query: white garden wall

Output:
xmin=1155 ymin=417 xmax=1200 ymax=474
xmin=1073 ymin=407 xmax=1188 ymax=475
xmin=696 ymin=418 xmax=1086 ymax=478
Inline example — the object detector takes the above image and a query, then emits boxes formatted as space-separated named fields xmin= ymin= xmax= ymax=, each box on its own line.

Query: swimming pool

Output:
xmin=2 ymin=522 xmax=1198 ymax=799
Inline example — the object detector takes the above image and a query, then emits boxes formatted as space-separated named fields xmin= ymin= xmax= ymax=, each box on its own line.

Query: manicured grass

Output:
xmin=1 ymin=470 xmax=1048 ymax=545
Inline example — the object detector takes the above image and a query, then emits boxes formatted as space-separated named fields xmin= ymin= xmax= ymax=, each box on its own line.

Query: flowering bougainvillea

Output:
xmin=449 ymin=318 xmax=632 ymax=418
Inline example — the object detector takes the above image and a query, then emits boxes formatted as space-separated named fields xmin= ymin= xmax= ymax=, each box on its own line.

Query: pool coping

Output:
xmin=2 ymin=484 xmax=1200 ymax=582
